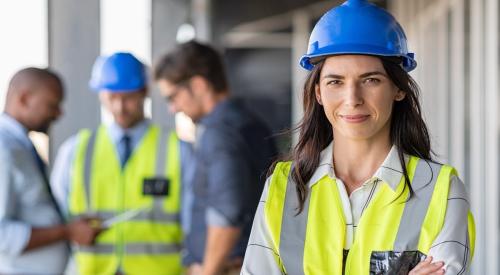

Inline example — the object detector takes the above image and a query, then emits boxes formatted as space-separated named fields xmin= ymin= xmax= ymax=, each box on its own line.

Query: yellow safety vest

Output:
xmin=265 ymin=156 xmax=475 ymax=274
xmin=69 ymin=125 xmax=183 ymax=275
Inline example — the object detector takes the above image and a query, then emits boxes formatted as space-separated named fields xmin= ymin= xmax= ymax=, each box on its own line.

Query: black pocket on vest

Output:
xmin=370 ymin=250 xmax=426 ymax=275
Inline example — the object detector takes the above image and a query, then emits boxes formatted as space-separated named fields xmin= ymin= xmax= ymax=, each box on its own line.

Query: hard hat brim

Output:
xmin=300 ymin=49 xmax=417 ymax=72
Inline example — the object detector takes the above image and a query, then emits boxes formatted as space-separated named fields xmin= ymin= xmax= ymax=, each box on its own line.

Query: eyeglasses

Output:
xmin=163 ymin=84 xmax=188 ymax=103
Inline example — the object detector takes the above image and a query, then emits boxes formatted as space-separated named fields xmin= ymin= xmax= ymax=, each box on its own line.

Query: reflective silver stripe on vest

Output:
xmin=72 ymin=211 xmax=115 ymax=221
xmin=279 ymin=170 xmax=310 ymax=275
xmin=126 ymin=243 xmax=181 ymax=254
xmin=154 ymin=128 xmax=171 ymax=216
xmin=71 ymin=209 xmax=179 ymax=223
xmin=77 ymin=243 xmax=181 ymax=255
xmin=155 ymin=128 xmax=168 ymax=177
xmin=84 ymin=131 xmax=97 ymax=210
xmin=77 ymin=243 xmax=115 ymax=254
xmin=394 ymin=160 xmax=442 ymax=251
xmin=135 ymin=209 xmax=179 ymax=223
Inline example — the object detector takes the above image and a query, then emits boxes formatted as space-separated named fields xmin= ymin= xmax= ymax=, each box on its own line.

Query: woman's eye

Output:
xmin=326 ymin=80 xmax=342 ymax=86
xmin=364 ymin=78 xmax=380 ymax=84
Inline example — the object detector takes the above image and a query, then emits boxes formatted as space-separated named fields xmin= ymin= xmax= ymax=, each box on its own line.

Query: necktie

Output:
xmin=30 ymin=144 xmax=64 ymax=220
xmin=120 ymin=134 xmax=132 ymax=167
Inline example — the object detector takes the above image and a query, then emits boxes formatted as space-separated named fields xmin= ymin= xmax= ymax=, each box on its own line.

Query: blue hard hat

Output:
xmin=89 ymin=52 xmax=147 ymax=92
xmin=300 ymin=0 xmax=416 ymax=72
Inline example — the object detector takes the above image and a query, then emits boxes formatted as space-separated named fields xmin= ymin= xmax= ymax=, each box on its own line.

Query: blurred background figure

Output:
xmin=0 ymin=67 xmax=100 ymax=275
xmin=51 ymin=53 xmax=184 ymax=275
xmin=154 ymin=40 xmax=278 ymax=275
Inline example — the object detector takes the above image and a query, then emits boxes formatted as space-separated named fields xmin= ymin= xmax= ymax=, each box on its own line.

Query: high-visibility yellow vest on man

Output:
xmin=264 ymin=156 xmax=475 ymax=274
xmin=52 ymin=52 xmax=184 ymax=275
xmin=69 ymin=125 xmax=182 ymax=275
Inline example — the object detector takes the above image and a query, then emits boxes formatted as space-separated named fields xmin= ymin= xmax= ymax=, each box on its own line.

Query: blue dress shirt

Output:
xmin=0 ymin=113 xmax=68 ymax=274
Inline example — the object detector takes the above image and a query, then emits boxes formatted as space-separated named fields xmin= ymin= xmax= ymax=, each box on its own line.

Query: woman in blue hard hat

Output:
xmin=241 ymin=0 xmax=475 ymax=274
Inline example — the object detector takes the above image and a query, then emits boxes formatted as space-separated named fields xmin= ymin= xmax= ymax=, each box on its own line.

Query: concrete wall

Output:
xmin=391 ymin=0 xmax=500 ymax=273
xmin=48 ymin=0 xmax=101 ymax=162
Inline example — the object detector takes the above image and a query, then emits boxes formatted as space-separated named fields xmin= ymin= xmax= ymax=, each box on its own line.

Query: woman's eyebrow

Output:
xmin=322 ymin=74 xmax=344 ymax=79
xmin=359 ymin=71 xmax=388 ymax=78
xmin=322 ymin=71 xmax=388 ymax=80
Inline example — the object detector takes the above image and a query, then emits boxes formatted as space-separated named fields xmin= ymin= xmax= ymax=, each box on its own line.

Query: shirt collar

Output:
xmin=0 ymin=112 xmax=32 ymax=148
xmin=308 ymin=142 xmax=405 ymax=191
xmin=106 ymin=119 xmax=150 ymax=146
xmin=373 ymin=145 xmax=406 ymax=190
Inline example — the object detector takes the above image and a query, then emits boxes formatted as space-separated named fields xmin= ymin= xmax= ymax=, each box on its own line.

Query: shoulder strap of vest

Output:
xmin=394 ymin=158 xmax=443 ymax=251
xmin=265 ymin=161 xmax=292 ymax=274
xmin=266 ymin=161 xmax=293 ymax=248
xmin=81 ymin=128 xmax=97 ymax=212
xmin=416 ymin=163 xmax=456 ymax=253
xmin=155 ymin=126 xmax=168 ymax=177
xmin=153 ymin=126 xmax=180 ymax=215
xmin=154 ymin=126 xmax=179 ymax=177
xmin=280 ymin=163 xmax=311 ymax=275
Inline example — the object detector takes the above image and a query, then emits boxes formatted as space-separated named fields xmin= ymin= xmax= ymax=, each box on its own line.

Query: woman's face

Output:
xmin=315 ymin=55 xmax=405 ymax=143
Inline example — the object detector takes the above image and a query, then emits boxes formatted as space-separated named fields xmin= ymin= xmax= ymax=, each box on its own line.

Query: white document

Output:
xmin=101 ymin=208 xmax=147 ymax=228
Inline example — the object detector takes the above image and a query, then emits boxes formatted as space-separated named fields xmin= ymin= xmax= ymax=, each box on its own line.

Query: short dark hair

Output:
xmin=9 ymin=67 xmax=62 ymax=88
xmin=154 ymin=40 xmax=228 ymax=93
xmin=7 ymin=67 xmax=64 ymax=99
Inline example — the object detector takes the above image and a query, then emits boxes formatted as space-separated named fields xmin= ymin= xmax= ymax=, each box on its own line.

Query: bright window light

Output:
xmin=0 ymin=0 xmax=48 ymax=159
xmin=100 ymin=0 xmax=152 ymax=123
xmin=0 ymin=0 xmax=47 ymax=111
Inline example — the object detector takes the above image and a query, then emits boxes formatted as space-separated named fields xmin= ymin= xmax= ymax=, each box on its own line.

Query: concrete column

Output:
xmin=48 ymin=0 xmax=100 ymax=162
xmin=469 ymin=0 xmax=486 ymax=273
xmin=291 ymin=10 xmax=310 ymax=145
xmin=483 ymin=0 xmax=499 ymax=273
xmin=449 ymin=0 xmax=466 ymax=176
xmin=150 ymin=0 xmax=189 ymax=128
xmin=191 ymin=0 xmax=212 ymax=42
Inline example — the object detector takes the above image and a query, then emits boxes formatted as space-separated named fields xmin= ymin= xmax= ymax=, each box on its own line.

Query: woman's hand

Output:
xmin=409 ymin=256 xmax=445 ymax=275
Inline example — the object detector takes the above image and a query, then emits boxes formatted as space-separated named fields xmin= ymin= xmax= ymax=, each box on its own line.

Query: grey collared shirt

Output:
xmin=0 ymin=113 xmax=68 ymax=274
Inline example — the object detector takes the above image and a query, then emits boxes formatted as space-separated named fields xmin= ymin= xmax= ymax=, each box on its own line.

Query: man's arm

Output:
xmin=203 ymin=225 xmax=241 ymax=275
xmin=0 ymin=151 xmax=33 ymax=256
xmin=241 ymin=178 xmax=284 ymax=275
xmin=24 ymin=225 xmax=66 ymax=251
xmin=201 ymin=128 xmax=250 ymax=274
xmin=25 ymin=218 xmax=102 ymax=252
xmin=0 ymin=137 xmax=101 ymax=255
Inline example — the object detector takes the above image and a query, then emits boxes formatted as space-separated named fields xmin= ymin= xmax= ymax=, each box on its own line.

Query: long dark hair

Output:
xmin=274 ymin=56 xmax=432 ymax=214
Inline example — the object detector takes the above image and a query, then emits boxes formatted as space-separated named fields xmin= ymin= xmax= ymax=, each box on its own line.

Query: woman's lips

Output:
xmin=340 ymin=114 xmax=370 ymax=123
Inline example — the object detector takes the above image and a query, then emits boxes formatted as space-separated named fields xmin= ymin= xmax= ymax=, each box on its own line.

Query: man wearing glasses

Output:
xmin=154 ymin=41 xmax=278 ymax=275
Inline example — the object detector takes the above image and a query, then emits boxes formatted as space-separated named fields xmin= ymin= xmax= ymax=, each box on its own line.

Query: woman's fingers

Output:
xmin=409 ymin=256 xmax=446 ymax=275
xmin=410 ymin=256 xmax=432 ymax=273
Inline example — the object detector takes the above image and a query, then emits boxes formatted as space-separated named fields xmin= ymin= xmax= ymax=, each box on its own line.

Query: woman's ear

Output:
xmin=315 ymin=84 xmax=323 ymax=105
xmin=394 ymin=90 xmax=406 ymax=101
